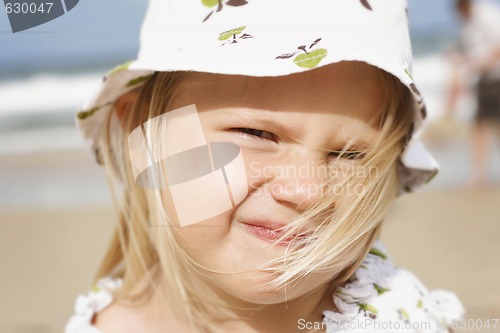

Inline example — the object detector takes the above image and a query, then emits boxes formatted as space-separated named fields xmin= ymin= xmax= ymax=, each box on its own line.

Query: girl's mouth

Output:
xmin=240 ymin=222 xmax=308 ymax=246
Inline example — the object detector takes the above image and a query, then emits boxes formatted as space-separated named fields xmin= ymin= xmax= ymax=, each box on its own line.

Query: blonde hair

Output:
xmin=95 ymin=63 xmax=415 ymax=332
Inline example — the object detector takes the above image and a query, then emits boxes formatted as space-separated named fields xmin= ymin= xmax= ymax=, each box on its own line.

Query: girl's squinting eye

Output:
xmin=231 ymin=128 xmax=277 ymax=142
xmin=230 ymin=127 xmax=364 ymax=159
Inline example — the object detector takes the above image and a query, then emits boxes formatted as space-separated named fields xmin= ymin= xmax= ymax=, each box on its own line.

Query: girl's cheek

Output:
xmin=160 ymin=186 xmax=233 ymax=248
xmin=240 ymin=150 xmax=274 ymax=194
xmin=153 ymin=136 xmax=254 ymax=230
xmin=201 ymin=128 xmax=275 ymax=193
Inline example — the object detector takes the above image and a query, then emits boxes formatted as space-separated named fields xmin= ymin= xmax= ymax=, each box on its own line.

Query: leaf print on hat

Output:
xmin=76 ymin=101 xmax=114 ymax=121
xmin=420 ymin=105 xmax=427 ymax=119
xmin=94 ymin=147 xmax=104 ymax=165
xmin=219 ymin=26 xmax=254 ymax=46
xmin=202 ymin=0 xmax=219 ymax=7
xmin=360 ymin=0 xmax=372 ymax=10
xmin=404 ymin=123 xmax=414 ymax=146
xmin=425 ymin=169 xmax=438 ymax=184
xmin=408 ymin=83 xmax=428 ymax=119
xmin=126 ymin=74 xmax=154 ymax=87
xmin=404 ymin=68 xmax=414 ymax=81
xmin=276 ymin=38 xmax=327 ymax=69
xmin=106 ymin=60 xmax=134 ymax=77
xmin=202 ymin=0 xmax=249 ymax=22
xmin=77 ymin=106 xmax=101 ymax=120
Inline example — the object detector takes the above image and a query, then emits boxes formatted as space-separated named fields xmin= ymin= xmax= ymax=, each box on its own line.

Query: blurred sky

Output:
xmin=3 ymin=0 xmax=498 ymax=79
xmin=0 ymin=0 xmax=148 ymax=78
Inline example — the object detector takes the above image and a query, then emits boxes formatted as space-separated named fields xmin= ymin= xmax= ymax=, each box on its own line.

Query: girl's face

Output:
xmin=160 ymin=61 xmax=385 ymax=305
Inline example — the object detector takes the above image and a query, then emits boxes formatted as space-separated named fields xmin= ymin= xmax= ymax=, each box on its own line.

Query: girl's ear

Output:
xmin=113 ymin=88 xmax=140 ymax=130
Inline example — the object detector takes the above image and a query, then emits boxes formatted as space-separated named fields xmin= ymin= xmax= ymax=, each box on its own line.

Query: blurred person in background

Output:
xmin=446 ymin=0 xmax=500 ymax=188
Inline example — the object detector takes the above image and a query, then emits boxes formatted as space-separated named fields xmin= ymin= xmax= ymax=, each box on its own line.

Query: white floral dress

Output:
xmin=65 ymin=241 xmax=464 ymax=333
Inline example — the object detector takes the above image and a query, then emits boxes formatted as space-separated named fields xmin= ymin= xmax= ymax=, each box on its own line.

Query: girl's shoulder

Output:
xmin=64 ymin=277 xmax=123 ymax=333
xmin=322 ymin=240 xmax=465 ymax=332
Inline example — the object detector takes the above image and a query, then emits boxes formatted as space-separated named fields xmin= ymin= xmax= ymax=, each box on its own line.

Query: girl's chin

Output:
xmin=215 ymin=277 xmax=297 ymax=305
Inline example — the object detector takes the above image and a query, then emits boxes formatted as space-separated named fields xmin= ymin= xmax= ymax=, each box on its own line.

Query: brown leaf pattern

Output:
xmin=203 ymin=11 xmax=214 ymax=22
xmin=409 ymin=83 xmax=421 ymax=97
xmin=360 ymin=0 xmax=372 ymax=10
xmin=409 ymin=83 xmax=427 ymax=119
xmin=275 ymin=52 xmax=297 ymax=59
xmin=420 ymin=105 xmax=427 ymax=119
xmin=309 ymin=38 xmax=322 ymax=49
xmin=226 ymin=0 xmax=248 ymax=6
xmin=218 ymin=26 xmax=254 ymax=46
xmin=404 ymin=123 xmax=414 ymax=147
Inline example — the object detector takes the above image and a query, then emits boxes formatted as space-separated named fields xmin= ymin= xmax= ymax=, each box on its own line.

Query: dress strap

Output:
xmin=64 ymin=277 xmax=123 ymax=333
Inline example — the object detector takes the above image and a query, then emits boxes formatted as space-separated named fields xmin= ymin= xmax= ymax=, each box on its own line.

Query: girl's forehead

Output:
xmin=173 ymin=61 xmax=386 ymax=125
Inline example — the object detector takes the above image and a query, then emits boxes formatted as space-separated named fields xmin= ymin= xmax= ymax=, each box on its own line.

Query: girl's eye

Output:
xmin=232 ymin=128 xmax=277 ymax=142
xmin=328 ymin=150 xmax=365 ymax=160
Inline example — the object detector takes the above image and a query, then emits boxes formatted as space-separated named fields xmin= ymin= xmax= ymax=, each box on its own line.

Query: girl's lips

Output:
xmin=240 ymin=222 xmax=304 ymax=246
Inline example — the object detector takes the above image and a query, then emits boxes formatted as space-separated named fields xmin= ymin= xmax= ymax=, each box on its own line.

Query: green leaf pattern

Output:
xmin=218 ymin=26 xmax=254 ymax=46
xmin=202 ymin=0 xmax=249 ymax=23
xmin=77 ymin=106 xmax=100 ymax=120
xmin=126 ymin=74 xmax=154 ymax=88
xmin=276 ymin=38 xmax=328 ymax=69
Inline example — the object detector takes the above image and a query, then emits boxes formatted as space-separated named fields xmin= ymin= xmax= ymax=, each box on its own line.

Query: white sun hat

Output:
xmin=76 ymin=0 xmax=439 ymax=193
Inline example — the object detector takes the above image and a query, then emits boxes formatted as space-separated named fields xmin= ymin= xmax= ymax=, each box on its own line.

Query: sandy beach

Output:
xmin=0 ymin=142 xmax=499 ymax=333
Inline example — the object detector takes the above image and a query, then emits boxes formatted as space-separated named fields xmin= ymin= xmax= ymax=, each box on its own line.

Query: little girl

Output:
xmin=66 ymin=1 xmax=464 ymax=332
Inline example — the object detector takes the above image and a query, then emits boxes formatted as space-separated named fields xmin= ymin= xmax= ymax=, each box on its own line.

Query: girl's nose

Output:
xmin=269 ymin=153 xmax=327 ymax=211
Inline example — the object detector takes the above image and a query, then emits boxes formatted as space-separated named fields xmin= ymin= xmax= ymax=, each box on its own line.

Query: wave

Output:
xmin=0 ymin=71 xmax=102 ymax=117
